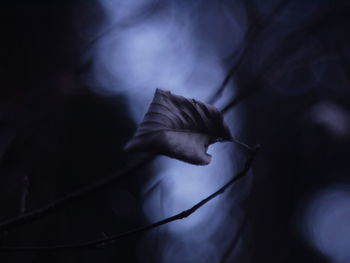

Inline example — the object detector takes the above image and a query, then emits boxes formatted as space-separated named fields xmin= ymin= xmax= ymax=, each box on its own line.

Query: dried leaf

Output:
xmin=124 ymin=89 xmax=232 ymax=165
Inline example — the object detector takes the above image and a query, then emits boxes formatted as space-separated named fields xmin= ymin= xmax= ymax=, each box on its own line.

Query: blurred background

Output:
xmin=0 ymin=0 xmax=350 ymax=262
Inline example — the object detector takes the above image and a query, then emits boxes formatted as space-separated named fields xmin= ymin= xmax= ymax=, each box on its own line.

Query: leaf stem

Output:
xmin=231 ymin=137 xmax=257 ymax=153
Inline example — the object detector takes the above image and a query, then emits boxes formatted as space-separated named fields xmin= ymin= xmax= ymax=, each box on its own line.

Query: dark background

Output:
xmin=0 ymin=0 xmax=350 ymax=262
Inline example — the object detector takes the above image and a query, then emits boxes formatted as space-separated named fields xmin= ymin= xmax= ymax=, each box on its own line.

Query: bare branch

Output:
xmin=78 ymin=0 xmax=163 ymax=56
xmin=75 ymin=0 xmax=164 ymax=75
xmin=0 ymin=145 xmax=259 ymax=252
xmin=0 ymin=154 xmax=155 ymax=232
xmin=231 ymin=137 xmax=256 ymax=152
xmin=221 ymin=47 xmax=328 ymax=114
xmin=0 ymin=105 xmax=251 ymax=232
xmin=208 ymin=0 xmax=291 ymax=104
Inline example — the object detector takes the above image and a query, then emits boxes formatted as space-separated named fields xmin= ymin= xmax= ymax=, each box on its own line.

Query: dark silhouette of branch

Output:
xmin=221 ymin=46 xmax=328 ymax=114
xmin=208 ymin=0 xmax=291 ymax=104
xmin=75 ymin=0 xmax=164 ymax=75
xmin=231 ymin=137 xmax=256 ymax=152
xmin=0 ymin=153 xmax=155 ymax=232
xmin=0 ymin=110 xmax=252 ymax=233
xmin=0 ymin=2 xmax=320 ymax=234
xmin=85 ymin=0 xmax=162 ymax=50
xmin=0 ymin=145 xmax=260 ymax=252
xmin=218 ymin=4 xmax=338 ymax=114
xmin=0 ymin=0 xmax=282 ymax=238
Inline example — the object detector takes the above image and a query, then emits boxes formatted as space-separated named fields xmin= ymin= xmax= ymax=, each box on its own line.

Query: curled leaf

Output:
xmin=124 ymin=89 xmax=232 ymax=165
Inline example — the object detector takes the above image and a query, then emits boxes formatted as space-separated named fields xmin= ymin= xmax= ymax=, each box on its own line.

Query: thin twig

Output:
xmin=0 ymin=154 xmax=155 ymax=232
xmin=0 ymin=145 xmax=260 ymax=252
xmin=231 ymin=137 xmax=256 ymax=153
xmin=220 ymin=46 xmax=327 ymax=114
xmin=0 ymin=108 xmax=252 ymax=232
xmin=208 ymin=0 xmax=291 ymax=104
xmin=79 ymin=0 xmax=163 ymax=56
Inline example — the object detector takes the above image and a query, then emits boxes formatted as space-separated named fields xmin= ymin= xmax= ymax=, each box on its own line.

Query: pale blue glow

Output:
xmin=143 ymin=142 xmax=235 ymax=232
xmin=92 ymin=10 xmax=227 ymax=122
xmin=91 ymin=1 xmax=244 ymax=262
xmin=301 ymin=185 xmax=350 ymax=263
xmin=99 ymin=0 xmax=156 ymax=23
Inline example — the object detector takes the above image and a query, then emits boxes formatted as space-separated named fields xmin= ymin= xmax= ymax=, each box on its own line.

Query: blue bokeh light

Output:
xmin=89 ymin=1 xmax=245 ymax=261
xmin=301 ymin=185 xmax=350 ymax=263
